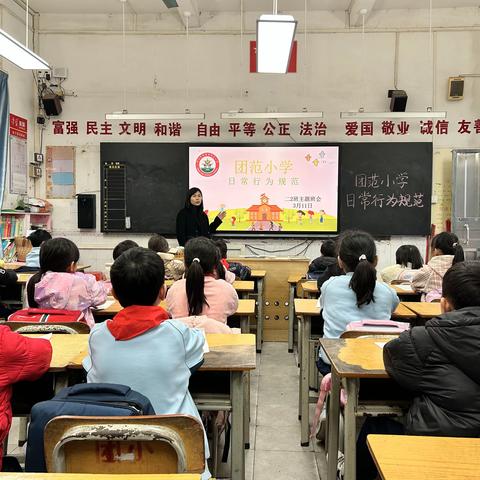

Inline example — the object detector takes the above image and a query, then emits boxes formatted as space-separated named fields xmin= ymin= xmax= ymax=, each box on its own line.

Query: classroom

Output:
xmin=0 ymin=0 xmax=480 ymax=479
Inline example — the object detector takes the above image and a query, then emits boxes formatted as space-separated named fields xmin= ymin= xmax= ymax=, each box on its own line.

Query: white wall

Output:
xmin=0 ymin=1 xmax=36 ymax=210
xmin=4 ymin=3 xmax=480 ymax=269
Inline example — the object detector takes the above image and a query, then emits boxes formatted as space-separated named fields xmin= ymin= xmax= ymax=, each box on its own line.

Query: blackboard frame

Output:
xmin=100 ymin=141 xmax=433 ymax=238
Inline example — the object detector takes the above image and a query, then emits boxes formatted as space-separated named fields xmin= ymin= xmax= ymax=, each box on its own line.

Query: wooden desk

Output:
xmin=1 ymin=474 xmax=200 ymax=480
xmin=368 ymin=435 xmax=480 ymax=480
xmin=322 ymin=338 xmax=394 ymax=480
xmin=287 ymin=274 xmax=305 ymax=352
xmin=233 ymin=280 xmax=255 ymax=297
xmin=302 ymin=280 xmax=318 ymax=298
xmin=28 ymin=333 xmax=255 ymax=480
xmin=17 ymin=273 xmax=34 ymax=284
xmin=293 ymin=299 xmax=414 ymax=446
xmin=389 ymin=284 xmax=418 ymax=296
xmin=95 ymin=297 xmax=255 ymax=336
xmin=401 ymin=301 xmax=441 ymax=319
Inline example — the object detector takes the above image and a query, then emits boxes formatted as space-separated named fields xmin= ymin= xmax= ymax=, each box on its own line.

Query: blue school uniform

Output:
xmin=319 ymin=272 xmax=399 ymax=363
xmin=83 ymin=305 xmax=210 ymax=479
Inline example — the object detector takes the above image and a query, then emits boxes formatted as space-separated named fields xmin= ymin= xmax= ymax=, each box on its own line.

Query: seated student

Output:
xmin=307 ymin=239 xmax=337 ymax=280
xmin=0 ymin=327 xmax=51 ymax=471
xmin=25 ymin=230 xmax=52 ymax=268
xmin=148 ymin=234 xmax=185 ymax=281
xmin=316 ymin=237 xmax=345 ymax=291
xmin=212 ymin=238 xmax=236 ymax=284
xmin=105 ymin=240 xmax=139 ymax=280
xmin=83 ymin=247 xmax=210 ymax=479
xmin=167 ymin=237 xmax=238 ymax=324
xmin=317 ymin=231 xmax=399 ymax=375
xmin=381 ymin=244 xmax=424 ymax=284
xmin=412 ymin=232 xmax=464 ymax=301
xmin=27 ymin=238 xmax=109 ymax=328
xmin=112 ymin=239 xmax=139 ymax=260
xmin=357 ymin=261 xmax=480 ymax=480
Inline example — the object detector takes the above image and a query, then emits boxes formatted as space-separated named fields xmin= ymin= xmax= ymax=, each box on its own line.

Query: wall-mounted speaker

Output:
xmin=77 ymin=194 xmax=96 ymax=229
xmin=42 ymin=94 xmax=63 ymax=116
xmin=448 ymin=77 xmax=464 ymax=100
xmin=388 ymin=89 xmax=408 ymax=112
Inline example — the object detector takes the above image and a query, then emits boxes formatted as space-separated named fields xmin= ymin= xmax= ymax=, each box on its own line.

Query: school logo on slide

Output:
xmin=196 ymin=153 xmax=220 ymax=177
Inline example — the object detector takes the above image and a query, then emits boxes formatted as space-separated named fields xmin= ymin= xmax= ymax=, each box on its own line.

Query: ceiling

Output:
xmin=27 ymin=0 xmax=480 ymax=15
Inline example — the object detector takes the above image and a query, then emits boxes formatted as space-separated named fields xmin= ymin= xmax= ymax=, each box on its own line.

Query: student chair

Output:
xmin=0 ymin=320 xmax=90 ymax=334
xmin=44 ymin=415 xmax=205 ymax=475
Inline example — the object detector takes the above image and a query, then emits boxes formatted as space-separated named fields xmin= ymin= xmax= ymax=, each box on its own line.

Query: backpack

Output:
xmin=228 ymin=262 xmax=251 ymax=280
xmin=25 ymin=383 xmax=155 ymax=472
xmin=8 ymin=308 xmax=86 ymax=324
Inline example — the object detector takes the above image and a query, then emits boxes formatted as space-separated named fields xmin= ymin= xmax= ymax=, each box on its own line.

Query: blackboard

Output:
xmin=101 ymin=142 xmax=433 ymax=236
xmin=339 ymin=142 xmax=432 ymax=235
xmin=100 ymin=143 xmax=188 ymax=234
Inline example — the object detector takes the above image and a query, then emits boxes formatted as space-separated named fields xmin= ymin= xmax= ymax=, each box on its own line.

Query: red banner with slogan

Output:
xmin=9 ymin=113 xmax=28 ymax=140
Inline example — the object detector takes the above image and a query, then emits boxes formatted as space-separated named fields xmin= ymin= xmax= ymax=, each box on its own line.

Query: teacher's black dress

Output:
xmin=176 ymin=206 xmax=222 ymax=246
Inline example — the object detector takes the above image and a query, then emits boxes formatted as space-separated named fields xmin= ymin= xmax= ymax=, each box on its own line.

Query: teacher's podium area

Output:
xmin=5 ymin=342 xmax=327 ymax=480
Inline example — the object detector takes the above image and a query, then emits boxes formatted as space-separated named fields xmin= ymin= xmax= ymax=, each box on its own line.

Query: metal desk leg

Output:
xmin=244 ymin=371 xmax=250 ymax=449
xmin=231 ymin=371 xmax=245 ymax=480
xmin=256 ymin=278 xmax=264 ymax=353
xmin=288 ymin=284 xmax=295 ymax=353
xmin=343 ymin=378 xmax=358 ymax=480
xmin=327 ymin=369 xmax=341 ymax=480
xmin=54 ymin=372 xmax=69 ymax=394
xmin=240 ymin=316 xmax=250 ymax=334
xmin=300 ymin=314 xmax=311 ymax=446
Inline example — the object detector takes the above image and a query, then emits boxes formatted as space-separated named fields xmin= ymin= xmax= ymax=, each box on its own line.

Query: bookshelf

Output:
xmin=1 ymin=210 xmax=52 ymax=261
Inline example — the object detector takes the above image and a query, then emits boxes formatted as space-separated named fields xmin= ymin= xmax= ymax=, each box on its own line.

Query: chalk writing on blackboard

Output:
xmin=346 ymin=171 xmax=425 ymax=211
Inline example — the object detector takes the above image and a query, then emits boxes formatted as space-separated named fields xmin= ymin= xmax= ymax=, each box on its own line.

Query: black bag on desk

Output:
xmin=228 ymin=262 xmax=251 ymax=280
xmin=25 ymin=383 xmax=155 ymax=472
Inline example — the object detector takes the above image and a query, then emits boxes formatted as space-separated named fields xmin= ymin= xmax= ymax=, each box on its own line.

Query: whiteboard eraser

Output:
xmin=125 ymin=217 xmax=131 ymax=229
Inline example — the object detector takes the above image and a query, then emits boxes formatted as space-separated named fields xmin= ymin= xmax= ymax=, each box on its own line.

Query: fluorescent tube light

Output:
xmin=0 ymin=28 xmax=50 ymax=70
xmin=340 ymin=111 xmax=447 ymax=119
xmin=256 ymin=14 xmax=297 ymax=73
xmin=221 ymin=111 xmax=323 ymax=119
xmin=105 ymin=111 xmax=205 ymax=120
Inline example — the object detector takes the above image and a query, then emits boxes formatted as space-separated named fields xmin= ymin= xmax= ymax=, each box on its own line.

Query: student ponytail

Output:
xmin=27 ymin=238 xmax=80 ymax=308
xmin=432 ymin=232 xmax=465 ymax=264
xmin=184 ymin=237 xmax=220 ymax=316
xmin=186 ymin=258 xmax=207 ymax=315
xmin=339 ymin=231 xmax=377 ymax=307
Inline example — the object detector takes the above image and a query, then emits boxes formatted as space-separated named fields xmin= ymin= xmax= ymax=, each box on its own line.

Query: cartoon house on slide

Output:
xmin=246 ymin=194 xmax=283 ymax=221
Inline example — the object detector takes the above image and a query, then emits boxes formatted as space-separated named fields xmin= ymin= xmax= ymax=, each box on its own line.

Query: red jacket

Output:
xmin=0 ymin=326 xmax=52 ymax=468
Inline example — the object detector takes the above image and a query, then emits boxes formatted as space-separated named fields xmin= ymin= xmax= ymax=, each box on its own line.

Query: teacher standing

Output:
xmin=176 ymin=187 xmax=226 ymax=247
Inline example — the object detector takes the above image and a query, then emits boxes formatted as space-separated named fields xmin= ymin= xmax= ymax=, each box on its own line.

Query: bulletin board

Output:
xmin=46 ymin=146 xmax=76 ymax=198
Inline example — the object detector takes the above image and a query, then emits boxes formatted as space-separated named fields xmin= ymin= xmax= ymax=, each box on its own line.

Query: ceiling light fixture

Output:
xmin=256 ymin=0 xmax=297 ymax=73
xmin=106 ymin=111 xmax=205 ymax=120
xmin=340 ymin=110 xmax=446 ymax=119
xmin=221 ymin=110 xmax=323 ymax=119
xmin=0 ymin=0 xmax=50 ymax=70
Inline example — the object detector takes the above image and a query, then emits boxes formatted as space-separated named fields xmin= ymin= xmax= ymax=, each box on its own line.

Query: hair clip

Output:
xmin=358 ymin=254 xmax=367 ymax=261
xmin=192 ymin=257 xmax=201 ymax=263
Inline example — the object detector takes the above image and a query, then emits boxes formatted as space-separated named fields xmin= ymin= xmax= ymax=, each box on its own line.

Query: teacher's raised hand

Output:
xmin=217 ymin=210 xmax=227 ymax=220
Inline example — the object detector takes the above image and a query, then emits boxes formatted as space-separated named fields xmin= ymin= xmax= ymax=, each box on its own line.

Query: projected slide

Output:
xmin=189 ymin=146 xmax=339 ymax=234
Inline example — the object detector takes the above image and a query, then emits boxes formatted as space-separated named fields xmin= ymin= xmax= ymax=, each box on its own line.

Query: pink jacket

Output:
xmin=175 ymin=315 xmax=240 ymax=334
xmin=33 ymin=272 xmax=110 ymax=328
xmin=166 ymin=276 xmax=239 ymax=323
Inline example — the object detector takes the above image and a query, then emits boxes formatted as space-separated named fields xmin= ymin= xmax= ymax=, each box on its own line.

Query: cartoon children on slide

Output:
xmin=319 ymin=209 xmax=326 ymax=223
xmin=297 ymin=210 xmax=305 ymax=225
